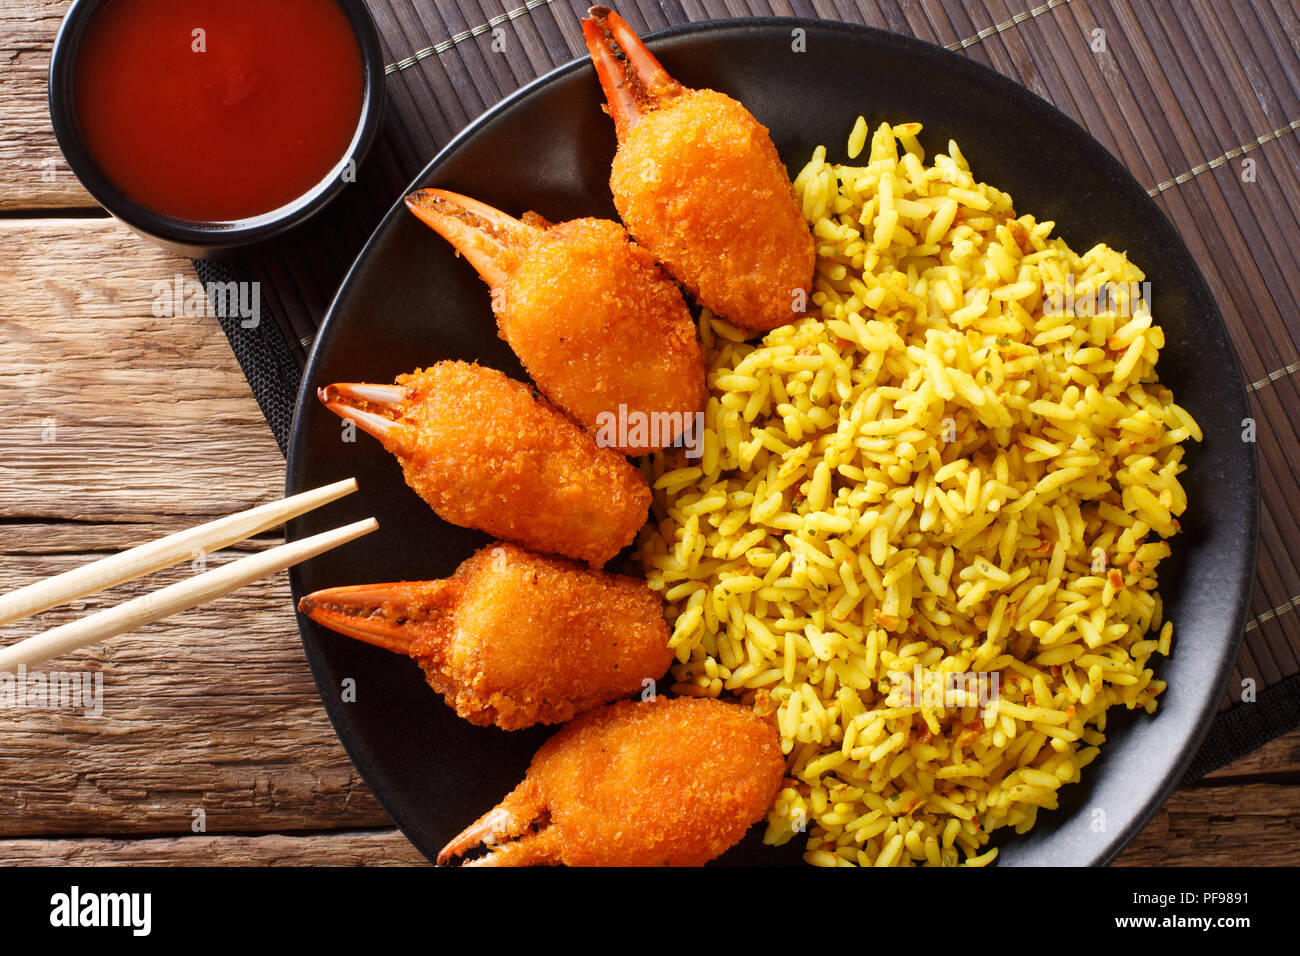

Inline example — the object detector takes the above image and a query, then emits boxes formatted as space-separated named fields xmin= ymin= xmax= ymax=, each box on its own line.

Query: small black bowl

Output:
xmin=48 ymin=0 xmax=385 ymax=259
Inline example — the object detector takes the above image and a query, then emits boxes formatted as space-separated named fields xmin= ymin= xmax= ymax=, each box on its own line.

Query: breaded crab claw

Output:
xmin=406 ymin=189 xmax=706 ymax=454
xmin=581 ymin=6 xmax=815 ymax=331
xmin=317 ymin=361 xmax=649 ymax=566
xmin=437 ymin=696 xmax=785 ymax=866
xmin=298 ymin=542 xmax=673 ymax=730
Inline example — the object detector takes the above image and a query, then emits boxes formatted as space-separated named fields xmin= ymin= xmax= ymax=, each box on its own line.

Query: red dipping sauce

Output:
xmin=74 ymin=0 xmax=364 ymax=222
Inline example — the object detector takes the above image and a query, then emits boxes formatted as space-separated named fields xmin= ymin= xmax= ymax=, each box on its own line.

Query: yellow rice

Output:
xmin=636 ymin=120 xmax=1200 ymax=866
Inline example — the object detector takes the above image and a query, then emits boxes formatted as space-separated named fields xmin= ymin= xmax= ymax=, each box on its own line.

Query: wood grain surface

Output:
xmin=0 ymin=0 xmax=1296 ymax=867
xmin=0 ymin=0 xmax=90 ymax=209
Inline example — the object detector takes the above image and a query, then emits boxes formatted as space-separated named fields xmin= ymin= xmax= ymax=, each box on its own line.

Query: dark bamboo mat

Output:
xmin=198 ymin=0 xmax=1300 ymax=780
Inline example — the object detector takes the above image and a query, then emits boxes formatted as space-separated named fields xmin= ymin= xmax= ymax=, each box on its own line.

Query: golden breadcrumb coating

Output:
xmin=365 ymin=361 xmax=650 ymax=566
xmin=412 ymin=543 xmax=673 ymax=728
xmin=500 ymin=217 xmax=706 ymax=454
xmin=443 ymin=696 xmax=785 ymax=866
xmin=610 ymin=89 xmax=815 ymax=331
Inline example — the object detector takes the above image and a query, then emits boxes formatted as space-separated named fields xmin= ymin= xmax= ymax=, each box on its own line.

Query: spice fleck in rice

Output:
xmin=636 ymin=120 xmax=1199 ymax=866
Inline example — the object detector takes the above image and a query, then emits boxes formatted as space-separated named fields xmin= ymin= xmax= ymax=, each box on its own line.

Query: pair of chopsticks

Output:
xmin=0 ymin=479 xmax=375 ymax=672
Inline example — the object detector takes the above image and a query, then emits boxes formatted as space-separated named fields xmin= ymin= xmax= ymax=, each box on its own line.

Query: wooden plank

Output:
xmin=0 ymin=830 xmax=427 ymax=865
xmin=0 ymin=219 xmax=285 ymax=518
xmin=1115 ymin=783 xmax=1300 ymax=866
xmin=0 ymin=220 xmax=269 ymax=415
xmin=1 ymin=781 xmax=1297 ymax=865
xmin=1 ymin=521 xmax=281 ymax=554
xmin=0 ymin=0 xmax=93 ymax=209
xmin=0 ymin=218 xmax=388 ymax=836
xmin=0 ymin=424 xmax=287 ymax=522
xmin=0 ymin=540 xmax=391 ymax=837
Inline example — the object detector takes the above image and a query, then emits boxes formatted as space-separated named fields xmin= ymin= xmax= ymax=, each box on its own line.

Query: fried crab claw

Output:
xmin=403 ymin=188 xmax=705 ymax=455
xmin=437 ymin=696 xmax=786 ymax=867
xmin=297 ymin=543 xmax=672 ymax=730
xmin=316 ymin=362 xmax=650 ymax=567
xmin=580 ymin=7 xmax=815 ymax=332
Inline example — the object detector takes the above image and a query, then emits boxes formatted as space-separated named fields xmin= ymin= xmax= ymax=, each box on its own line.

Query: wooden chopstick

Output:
xmin=0 ymin=517 xmax=378 ymax=671
xmin=0 ymin=477 xmax=359 ymax=627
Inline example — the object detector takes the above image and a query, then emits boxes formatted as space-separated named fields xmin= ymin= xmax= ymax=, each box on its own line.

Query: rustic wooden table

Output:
xmin=1 ymin=0 xmax=1297 ymax=866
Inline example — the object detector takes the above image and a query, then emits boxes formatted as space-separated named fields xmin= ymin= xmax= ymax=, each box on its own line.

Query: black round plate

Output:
xmin=285 ymin=18 xmax=1259 ymax=866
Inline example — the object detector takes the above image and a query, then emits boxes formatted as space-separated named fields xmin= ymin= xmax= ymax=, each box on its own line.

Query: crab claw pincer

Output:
xmin=437 ymin=696 xmax=786 ymax=866
xmin=581 ymin=6 xmax=815 ymax=332
xmin=298 ymin=543 xmax=673 ymax=730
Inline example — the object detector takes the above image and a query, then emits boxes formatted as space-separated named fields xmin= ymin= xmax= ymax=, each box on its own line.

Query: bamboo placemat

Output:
xmin=197 ymin=0 xmax=1300 ymax=780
